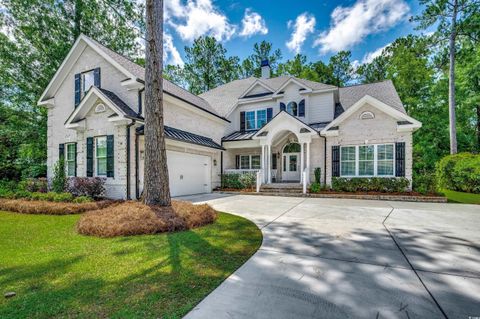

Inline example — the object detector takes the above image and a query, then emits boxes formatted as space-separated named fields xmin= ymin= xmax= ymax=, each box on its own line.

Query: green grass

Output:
xmin=442 ymin=189 xmax=480 ymax=205
xmin=0 ymin=211 xmax=262 ymax=318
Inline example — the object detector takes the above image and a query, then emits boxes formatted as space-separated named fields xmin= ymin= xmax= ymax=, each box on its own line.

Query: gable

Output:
xmin=240 ymin=80 xmax=274 ymax=99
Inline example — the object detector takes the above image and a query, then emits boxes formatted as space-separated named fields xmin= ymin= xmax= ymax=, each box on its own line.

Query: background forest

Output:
xmin=0 ymin=0 xmax=479 ymax=192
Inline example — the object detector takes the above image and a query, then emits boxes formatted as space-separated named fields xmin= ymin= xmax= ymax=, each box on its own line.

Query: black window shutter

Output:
xmin=332 ymin=145 xmax=340 ymax=177
xmin=280 ymin=102 xmax=286 ymax=112
xmin=395 ymin=142 xmax=405 ymax=177
xmin=299 ymin=99 xmax=305 ymax=117
xmin=86 ymin=137 xmax=94 ymax=177
xmin=74 ymin=73 xmax=81 ymax=107
xmin=107 ymin=135 xmax=114 ymax=177
xmin=94 ymin=67 xmax=101 ymax=88
xmin=59 ymin=143 xmax=65 ymax=159
xmin=240 ymin=111 xmax=245 ymax=131
xmin=235 ymin=155 xmax=240 ymax=169
xmin=266 ymin=108 xmax=273 ymax=122
xmin=73 ymin=143 xmax=77 ymax=177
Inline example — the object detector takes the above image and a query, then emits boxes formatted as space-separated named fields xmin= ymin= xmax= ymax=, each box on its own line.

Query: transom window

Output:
xmin=287 ymin=102 xmax=297 ymax=116
xmin=245 ymin=109 xmax=268 ymax=130
xmin=96 ymin=136 xmax=107 ymax=176
xmin=240 ymin=155 xmax=261 ymax=169
xmin=66 ymin=143 xmax=76 ymax=177
xmin=82 ymin=70 xmax=95 ymax=94
xmin=340 ymin=144 xmax=395 ymax=177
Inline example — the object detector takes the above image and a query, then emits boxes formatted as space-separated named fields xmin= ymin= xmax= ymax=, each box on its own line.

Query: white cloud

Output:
xmin=163 ymin=33 xmax=184 ymax=66
xmin=239 ymin=9 xmax=268 ymax=38
xmin=286 ymin=13 xmax=316 ymax=53
xmin=361 ymin=43 xmax=390 ymax=64
xmin=165 ymin=0 xmax=236 ymax=42
xmin=314 ymin=0 xmax=409 ymax=54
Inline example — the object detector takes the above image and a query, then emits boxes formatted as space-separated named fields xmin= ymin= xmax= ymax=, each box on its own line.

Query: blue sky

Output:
xmin=163 ymin=0 xmax=426 ymax=67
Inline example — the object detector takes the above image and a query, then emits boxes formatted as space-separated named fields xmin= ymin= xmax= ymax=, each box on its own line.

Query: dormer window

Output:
xmin=82 ymin=70 xmax=95 ymax=94
xmin=74 ymin=67 xmax=100 ymax=107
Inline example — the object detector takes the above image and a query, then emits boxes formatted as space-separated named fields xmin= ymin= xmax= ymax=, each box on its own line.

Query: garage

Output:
xmin=167 ymin=150 xmax=211 ymax=197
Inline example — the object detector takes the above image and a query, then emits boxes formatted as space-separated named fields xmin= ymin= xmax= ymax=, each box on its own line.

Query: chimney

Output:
xmin=261 ymin=59 xmax=271 ymax=79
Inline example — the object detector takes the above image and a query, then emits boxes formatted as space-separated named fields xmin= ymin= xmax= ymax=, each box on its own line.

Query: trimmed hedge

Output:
xmin=222 ymin=173 xmax=256 ymax=189
xmin=0 ymin=191 xmax=92 ymax=203
xmin=332 ymin=177 xmax=410 ymax=193
xmin=436 ymin=153 xmax=480 ymax=194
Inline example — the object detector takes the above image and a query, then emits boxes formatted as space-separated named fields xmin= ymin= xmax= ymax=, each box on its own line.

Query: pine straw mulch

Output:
xmin=0 ymin=198 xmax=117 ymax=215
xmin=76 ymin=200 xmax=218 ymax=237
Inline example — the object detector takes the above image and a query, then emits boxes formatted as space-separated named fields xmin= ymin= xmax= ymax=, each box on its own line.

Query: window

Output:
xmin=287 ymin=102 xmax=297 ymax=116
xmin=256 ymin=110 xmax=267 ymax=128
xmin=245 ymin=109 xmax=269 ymax=130
xmin=245 ymin=111 xmax=256 ymax=130
xmin=82 ymin=70 xmax=95 ymax=94
xmin=240 ymin=155 xmax=250 ymax=169
xmin=66 ymin=143 xmax=76 ymax=176
xmin=251 ymin=155 xmax=261 ymax=169
xmin=340 ymin=146 xmax=356 ymax=176
xmin=377 ymin=144 xmax=394 ymax=176
xmin=96 ymin=136 xmax=107 ymax=176
xmin=340 ymin=144 xmax=395 ymax=177
xmin=240 ymin=155 xmax=261 ymax=169
xmin=358 ymin=145 xmax=374 ymax=176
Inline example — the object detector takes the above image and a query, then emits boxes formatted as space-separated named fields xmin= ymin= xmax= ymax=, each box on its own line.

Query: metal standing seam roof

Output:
xmin=222 ymin=130 xmax=259 ymax=142
xmin=136 ymin=125 xmax=224 ymax=150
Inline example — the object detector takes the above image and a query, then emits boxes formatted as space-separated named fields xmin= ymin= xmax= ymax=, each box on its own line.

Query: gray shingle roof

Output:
xmin=339 ymin=80 xmax=405 ymax=114
xmin=136 ymin=125 xmax=223 ymax=150
xmin=98 ymin=88 xmax=142 ymax=120
xmin=88 ymin=36 xmax=225 ymax=121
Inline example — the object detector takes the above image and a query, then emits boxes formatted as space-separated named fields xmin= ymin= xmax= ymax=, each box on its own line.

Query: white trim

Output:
xmin=339 ymin=143 xmax=395 ymax=178
xmin=320 ymin=95 xmax=422 ymax=135
xmin=239 ymin=80 xmax=275 ymax=99
xmin=272 ymin=77 xmax=312 ymax=97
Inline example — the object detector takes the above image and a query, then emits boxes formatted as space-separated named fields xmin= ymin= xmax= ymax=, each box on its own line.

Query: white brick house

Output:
xmin=38 ymin=35 xmax=421 ymax=199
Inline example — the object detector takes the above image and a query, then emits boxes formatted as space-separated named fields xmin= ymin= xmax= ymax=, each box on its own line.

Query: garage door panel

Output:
xmin=167 ymin=151 xmax=211 ymax=197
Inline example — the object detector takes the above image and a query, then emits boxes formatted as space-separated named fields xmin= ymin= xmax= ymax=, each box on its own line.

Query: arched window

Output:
xmin=360 ymin=111 xmax=375 ymax=120
xmin=287 ymin=102 xmax=298 ymax=116
xmin=95 ymin=103 xmax=106 ymax=113
xmin=283 ymin=142 xmax=301 ymax=153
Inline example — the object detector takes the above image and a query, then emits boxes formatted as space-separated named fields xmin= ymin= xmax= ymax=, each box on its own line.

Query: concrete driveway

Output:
xmin=179 ymin=194 xmax=480 ymax=319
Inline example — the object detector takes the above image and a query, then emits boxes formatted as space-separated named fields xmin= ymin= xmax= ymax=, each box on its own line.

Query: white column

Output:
xmin=306 ymin=142 xmax=311 ymax=183
xmin=267 ymin=144 xmax=272 ymax=183
xmin=300 ymin=142 xmax=304 ymax=183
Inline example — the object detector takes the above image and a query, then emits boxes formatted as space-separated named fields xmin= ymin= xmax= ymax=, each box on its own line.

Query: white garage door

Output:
xmin=167 ymin=151 xmax=211 ymax=197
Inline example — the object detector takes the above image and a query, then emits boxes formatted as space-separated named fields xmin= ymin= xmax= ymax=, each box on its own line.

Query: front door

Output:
xmin=282 ymin=153 xmax=300 ymax=181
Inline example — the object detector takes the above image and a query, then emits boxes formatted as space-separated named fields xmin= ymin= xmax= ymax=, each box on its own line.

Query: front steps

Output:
xmin=260 ymin=183 xmax=303 ymax=194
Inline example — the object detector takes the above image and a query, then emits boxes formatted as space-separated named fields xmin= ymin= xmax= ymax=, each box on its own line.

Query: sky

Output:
xmin=163 ymin=0 xmax=426 ymax=67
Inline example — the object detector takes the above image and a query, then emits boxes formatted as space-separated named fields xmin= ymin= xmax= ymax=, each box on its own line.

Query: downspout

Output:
xmin=220 ymin=150 xmax=224 ymax=189
xmin=126 ymin=120 xmax=136 ymax=200
xmin=321 ymin=134 xmax=327 ymax=185
xmin=135 ymin=131 xmax=140 ymax=199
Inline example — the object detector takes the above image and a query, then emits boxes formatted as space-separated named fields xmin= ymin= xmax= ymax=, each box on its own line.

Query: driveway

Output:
xmin=179 ymin=194 xmax=480 ymax=319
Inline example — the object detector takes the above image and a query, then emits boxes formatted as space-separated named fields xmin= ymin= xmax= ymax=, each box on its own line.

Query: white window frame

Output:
xmin=239 ymin=155 xmax=261 ymax=169
xmin=82 ymin=70 xmax=95 ymax=94
xmin=66 ymin=143 xmax=76 ymax=177
xmin=340 ymin=144 xmax=395 ymax=178
xmin=95 ymin=136 xmax=107 ymax=176
xmin=244 ymin=108 xmax=268 ymax=131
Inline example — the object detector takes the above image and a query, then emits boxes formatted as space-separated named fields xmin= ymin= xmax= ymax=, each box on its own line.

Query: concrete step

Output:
xmin=260 ymin=183 xmax=303 ymax=193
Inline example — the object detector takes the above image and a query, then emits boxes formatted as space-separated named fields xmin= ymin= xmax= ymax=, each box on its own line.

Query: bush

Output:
xmin=19 ymin=178 xmax=48 ymax=193
xmin=52 ymin=158 xmax=67 ymax=193
xmin=314 ymin=168 xmax=321 ymax=184
xmin=310 ymin=182 xmax=321 ymax=193
xmin=221 ymin=174 xmax=243 ymax=189
xmin=0 ymin=180 xmax=18 ymax=195
xmin=331 ymin=177 xmax=410 ymax=193
xmin=413 ymin=172 xmax=437 ymax=194
xmin=436 ymin=153 xmax=480 ymax=194
xmin=53 ymin=192 xmax=74 ymax=202
xmin=30 ymin=192 xmax=56 ymax=201
xmin=67 ymin=177 xmax=106 ymax=198
xmin=239 ymin=173 xmax=256 ymax=190
xmin=73 ymin=196 xmax=93 ymax=203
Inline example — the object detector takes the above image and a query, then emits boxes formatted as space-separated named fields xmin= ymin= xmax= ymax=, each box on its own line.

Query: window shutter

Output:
xmin=107 ymin=135 xmax=114 ymax=177
xmin=235 ymin=155 xmax=240 ymax=169
xmin=94 ymin=67 xmax=101 ymax=88
xmin=266 ymin=108 xmax=273 ymax=122
xmin=74 ymin=73 xmax=81 ymax=107
xmin=73 ymin=143 xmax=77 ymax=177
xmin=332 ymin=146 xmax=340 ymax=177
xmin=59 ymin=143 xmax=65 ymax=159
xmin=299 ymin=99 xmax=305 ymax=117
xmin=395 ymin=142 xmax=405 ymax=177
xmin=86 ymin=137 xmax=94 ymax=177
xmin=280 ymin=102 xmax=286 ymax=112
xmin=240 ymin=111 xmax=245 ymax=131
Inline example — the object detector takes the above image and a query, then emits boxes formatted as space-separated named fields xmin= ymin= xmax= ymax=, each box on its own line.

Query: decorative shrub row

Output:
xmin=436 ymin=153 xmax=480 ymax=194
xmin=331 ymin=177 xmax=410 ymax=193
xmin=222 ymin=173 xmax=256 ymax=189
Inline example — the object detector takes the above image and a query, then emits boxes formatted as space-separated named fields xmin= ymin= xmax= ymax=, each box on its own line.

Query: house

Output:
xmin=38 ymin=35 xmax=421 ymax=199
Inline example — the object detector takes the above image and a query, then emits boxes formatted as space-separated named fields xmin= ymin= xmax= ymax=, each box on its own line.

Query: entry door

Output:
xmin=282 ymin=153 xmax=300 ymax=181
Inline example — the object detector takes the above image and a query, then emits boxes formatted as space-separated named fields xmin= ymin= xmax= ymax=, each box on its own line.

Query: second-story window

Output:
xmin=245 ymin=109 xmax=268 ymax=130
xmin=257 ymin=110 xmax=267 ymax=128
xmin=246 ymin=111 xmax=256 ymax=130
xmin=82 ymin=70 xmax=95 ymax=94
xmin=287 ymin=102 xmax=298 ymax=116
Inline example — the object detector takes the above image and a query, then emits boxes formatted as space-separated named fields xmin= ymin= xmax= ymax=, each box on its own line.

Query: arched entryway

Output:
xmin=282 ymin=142 xmax=301 ymax=181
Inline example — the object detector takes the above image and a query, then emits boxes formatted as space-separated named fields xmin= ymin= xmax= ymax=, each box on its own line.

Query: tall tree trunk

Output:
xmin=143 ymin=0 xmax=171 ymax=206
xmin=73 ymin=0 xmax=83 ymax=39
xmin=448 ymin=0 xmax=458 ymax=154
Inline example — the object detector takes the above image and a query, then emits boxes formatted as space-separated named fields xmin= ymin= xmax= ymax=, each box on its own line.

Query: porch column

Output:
xmin=267 ymin=144 xmax=272 ymax=183
xmin=306 ymin=141 xmax=311 ymax=183
xmin=261 ymin=144 xmax=265 ymax=183
xmin=300 ymin=142 xmax=305 ymax=183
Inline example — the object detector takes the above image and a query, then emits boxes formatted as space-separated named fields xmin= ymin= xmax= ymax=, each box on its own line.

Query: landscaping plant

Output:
xmin=332 ymin=177 xmax=410 ymax=193
xmin=436 ymin=153 xmax=480 ymax=193
xmin=51 ymin=158 xmax=67 ymax=193
xmin=314 ymin=167 xmax=321 ymax=184
xmin=239 ymin=173 xmax=256 ymax=190
xmin=67 ymin=177 xmax=106 ymax=198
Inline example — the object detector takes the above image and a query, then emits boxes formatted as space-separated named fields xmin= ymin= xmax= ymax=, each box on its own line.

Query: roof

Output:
xmin=88 ymin=36 xmax=226 ymax=121
xmin=136 ymin=125 xmax=223 ymax=150
xmin=339 ymin=80 xmax=405 ymax=114
xmin=98 ymin=88 xmax=142 ymax=120
xmin=222 ymin=130 xmax=259 ymax=142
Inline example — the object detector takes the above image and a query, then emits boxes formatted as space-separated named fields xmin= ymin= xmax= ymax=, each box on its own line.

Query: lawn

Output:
xmin=0 ymin=211 xmax=262 ymax=318
xmin=442 ymin=189 xmax=480 ymax=205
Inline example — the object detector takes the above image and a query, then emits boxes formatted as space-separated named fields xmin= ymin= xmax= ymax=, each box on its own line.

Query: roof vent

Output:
xmin=261 ymin=59 xmax=270 ymax=79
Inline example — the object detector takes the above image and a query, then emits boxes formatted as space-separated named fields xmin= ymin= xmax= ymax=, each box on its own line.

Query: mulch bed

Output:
xmin=0 ymin=198 xmax=117 ymax=215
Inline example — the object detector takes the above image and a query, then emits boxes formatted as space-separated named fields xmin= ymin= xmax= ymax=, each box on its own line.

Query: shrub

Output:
xmin=413 ymin=172 xmax=437 ymax=194
xmin=314 ymin=168 xmax=321 ymax=184
xmin=0 ymin=180 xmax=18 ymax=195
xmin=221 ymin=174 xmax=243 ymax=189
xmin=436 ymin=153 xmax=480 ymax=193
xmin=331 ymin=177 xmax=410 ymax=193
xmin=73 ymin=196 xmax=93 ymax=203
xmin=53 ymin=192 xmax=74 ymax=202
xmin=67 ymin=177 xmax=106 ymax=198
xmin=239 ymin=173 xmax=256 ymax=190
xmin=52 ymin=158 xmax=67 ymax=193
xmin=76 ymin=200 xmax=217 ymax=237
xmin=0 ymin=199 xmax=115 ymax=215
xmin=30 ymin=192 xmax=55 ymax=201
xmin=19 ymin=178 xmax=48 ymax=193
xmin=310 ymin=182 xmax=321 ymax=193
xmin=14 ymin=190 xmax=32 ymax=199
